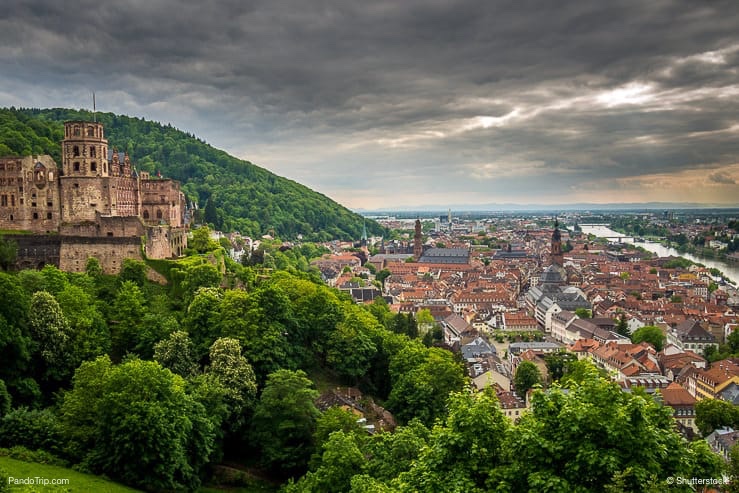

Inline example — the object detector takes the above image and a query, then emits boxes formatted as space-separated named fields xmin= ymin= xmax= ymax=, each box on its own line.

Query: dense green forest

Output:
xmin=0 ymin=236 xmax=729 ymax=492
xmin=0 ymin=107 xmax=384 ymax=241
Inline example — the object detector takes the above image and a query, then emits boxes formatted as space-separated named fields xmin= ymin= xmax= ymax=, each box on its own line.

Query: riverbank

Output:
xmin=580 ymin=225 xmax=739 ymax=285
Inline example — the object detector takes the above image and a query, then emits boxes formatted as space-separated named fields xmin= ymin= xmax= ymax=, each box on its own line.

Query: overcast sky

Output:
xmin=1 ymin=1 xmax=738 ymax=209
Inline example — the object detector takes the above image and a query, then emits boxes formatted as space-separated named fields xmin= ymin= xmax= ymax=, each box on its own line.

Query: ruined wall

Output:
xmin=59 ymin=236 xmax=143 ymax=274
xmin=0 ymin=155 xmax=61 ymax=233
xmin=140 ymin=179 xmax=185 ymax=227
xmin=59 ymin=176 xmax=111 ymax=223
xmin=9 ymin=234 xmax=62 ymax=270
xmin=145 ymin=225 xmax=187 ymax=259
xmin=59 ymin=213 xmax=146 ymax=238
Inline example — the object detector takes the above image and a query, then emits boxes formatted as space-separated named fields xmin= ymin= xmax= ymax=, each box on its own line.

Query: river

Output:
xmin=579 ymin=225 xmax=739 ymax=285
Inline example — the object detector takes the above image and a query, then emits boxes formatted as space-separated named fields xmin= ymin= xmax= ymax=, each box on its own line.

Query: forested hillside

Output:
xmin=0 ymin=108 xmax=383 ymax=240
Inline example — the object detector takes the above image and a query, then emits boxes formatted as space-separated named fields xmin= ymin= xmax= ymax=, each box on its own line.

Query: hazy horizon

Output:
xmin=1 ymin=1 xmax=737 ymax=209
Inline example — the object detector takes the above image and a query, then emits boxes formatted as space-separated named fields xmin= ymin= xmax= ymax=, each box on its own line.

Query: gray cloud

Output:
xmin=1 ymin=0 xmax=738 ymax=208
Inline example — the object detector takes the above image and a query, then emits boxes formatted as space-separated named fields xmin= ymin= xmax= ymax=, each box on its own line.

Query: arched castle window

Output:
xmin=73 ymin=162 xmax=80 ymax=172
xmin=143 ymin=210 xmax=150 ymax=219
xmin=48 ymin=171 xmax=54 ymax=181
xmin=73 ymin=146 xmax=80 ymax=157
xmin=73 ymin=126 xmax=80 ymax=136
xmin=87 ymin=126 xmax=94 ymax=137
xmin=90 ymin=146 xmax=96 ymax=158
xmin=91 ymin=162 xmax=97 ymax=172
xmin=156 ymin=209 xmax=163 ymax=220
xmin=103 ymin=162 xmax=107 ymax=173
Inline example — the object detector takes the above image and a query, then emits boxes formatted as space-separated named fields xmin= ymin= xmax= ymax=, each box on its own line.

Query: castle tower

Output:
xmin=60 ymin=121 xmax=111 ymax=222
xmin=62 ymin=122 xmax=109 ymax=178
xmin=551 ymin=218 xmax=563 ymax=266
xmin=413 ymin=219 xmax=423 ymax=260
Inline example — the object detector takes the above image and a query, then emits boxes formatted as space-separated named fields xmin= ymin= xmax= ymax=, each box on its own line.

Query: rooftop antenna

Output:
xmin=92 ymin=91 xmax=96 ymax=122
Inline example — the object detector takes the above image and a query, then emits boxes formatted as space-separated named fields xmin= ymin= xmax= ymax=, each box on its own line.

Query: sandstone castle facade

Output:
xmin=0 ymin=120 xmax=187 ymax=273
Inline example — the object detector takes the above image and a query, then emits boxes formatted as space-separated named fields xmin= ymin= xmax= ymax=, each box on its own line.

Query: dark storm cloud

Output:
xmin=0 ymin=0 xmax=738 ymax=207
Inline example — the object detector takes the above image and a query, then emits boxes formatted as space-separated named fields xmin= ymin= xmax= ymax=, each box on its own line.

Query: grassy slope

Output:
xmin=0 ymin=456 xmax=140 ymax=492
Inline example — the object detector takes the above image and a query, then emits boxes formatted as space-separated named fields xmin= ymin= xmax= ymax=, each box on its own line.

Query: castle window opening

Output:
xmin=73 ymin=126 xmax=80 ymax=136
xmin=10 ymin=195 xmax=15 ymax=206
xmin=73 ymin=162 xmax=80 ymax=171
xmin=90 ymin=146 xmax=96 ymax=158
xmin=31 ymin=202 xmax=36 ymax=207
xmin=46 ymin=212 xmax=52 ymax=220
xmin=143 ymin=210 xmax=149 ymax=219
xmin=156 ymin=209 xmax=163 ymax=219
xmin=73 ymin=146 xmax=80 ymax=157
xmin=9 ymin=214 xmax=12 ymax=221
xmin=73 ymin=183 xmax=79 ymax=188
xmin=48 ymin=171 xmax=53 ymax=180
xmin=0 ymin=195 xmax=6 ymax=206
xmin=47 ymin=201 xmax=52 ymax=207
xmin=32 ymin=212 xmax=38 ymax=219
xmin=87 ymin=127 xmax=94 ymax=137
xmin=103 ymin=163 xmax=107 ymax=173
xmin=91 ymin=162 xmax=97 ymax=172
xmin=107 ymin=232 xmax=113 ymax=237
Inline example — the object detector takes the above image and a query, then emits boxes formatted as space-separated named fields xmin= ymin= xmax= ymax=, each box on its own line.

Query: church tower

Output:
xmin=413 ymin=219 xmax=423 ymax=260
xmin=60 ymin=121 xmax=111 ymax=222
xmin=551 ymin=218 xmax=563 ymax=266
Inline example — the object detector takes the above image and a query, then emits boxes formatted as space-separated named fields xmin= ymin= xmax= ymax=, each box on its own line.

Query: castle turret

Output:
xmin=413 ymin=219 xmax=423 ymax=260
xmin=62 ymin=122 xmax=109 ymax=178
xmin=60 ymin=121 xmax=111 ymax=222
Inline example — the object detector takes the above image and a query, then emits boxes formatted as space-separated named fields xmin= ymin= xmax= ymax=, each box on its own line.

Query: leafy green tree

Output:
xmin=514 ymin=360 xmax=542 ymax=396
xmin=109 ymin=280 xmax=146 ymax=360
xmin=387 ymin=346 xmax=466 ymax=425
xmin=327 ymin=305 xmax=378 ymax=383
xmin=575 ymin=308 xmax=592 ymax=318
xmin=28 ymin=291 xmax=74 ymax=385
xmin=396 ymin=389 xmax=510 ymax=493
xmin=494 ymin=362 xmax=723 ymax=492
xmin=85 ymin=257 xmax=103 ymax=278
xmin=0 ymin=235 xmax=16 ymax=271
xmin=543 ymin=351 xmax=577 ymax=383
xmin=190 ymin=225 xmax=219 ymax=254
xmin=615 ymin=313 xmax=629 ymax=337
xmin=310 ymin=407 xmax=365 ymax=469
xmin=0 ymin=273 xmax=31 ymax=395
xmin=251 ymin=369 xmax=320 ymax=476
xmin=631 ymin=325 xmax=666 ymax=352
xmin=182 ymin=262 xmax=222 ymax=301
xmin=206 ymin=337 xmax=258 ymax=434
xmin=0 ymin=379 xmax=10 ymax=418
xmin=363 ymin=420 xmax=430 ymax=482
xmin=0 ymin=407 xmax=64 ymax=456
xmin=60 ymin=356 xmax=215 ymax=491
xmin=153 ymin=330 xmax=199 ymax=378
xmin=376 ymin=269 xmax=391 ymax=287
xmin=39 ymin=264 xmax=68 ymax=295
xmin=285 ymin=431 xmax=367 ymax=493
xmin=119 ymin=259 xmax=147 ymax=287
xmin=184 ymin=287 xmax=224 ymax=358
xmin=695 ymin=398 xmax=739 ymax=436
xmin=56 ymin=284 xmax=110 ymax=364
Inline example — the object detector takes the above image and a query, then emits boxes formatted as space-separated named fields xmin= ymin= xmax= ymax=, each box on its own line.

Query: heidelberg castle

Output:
xmin=0 ymin=120 xmax=188 ymax=273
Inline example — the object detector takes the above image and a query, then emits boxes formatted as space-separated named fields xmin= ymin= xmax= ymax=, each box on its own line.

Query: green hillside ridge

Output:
xmin=0 ymin=108 xmax=383 ymax=241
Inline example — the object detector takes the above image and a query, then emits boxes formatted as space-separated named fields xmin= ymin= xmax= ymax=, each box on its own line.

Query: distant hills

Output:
xmin=358 ymin=203 xmax=739 ymax=215
xmin=0 ymin=107 xmax=383 ymax=241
